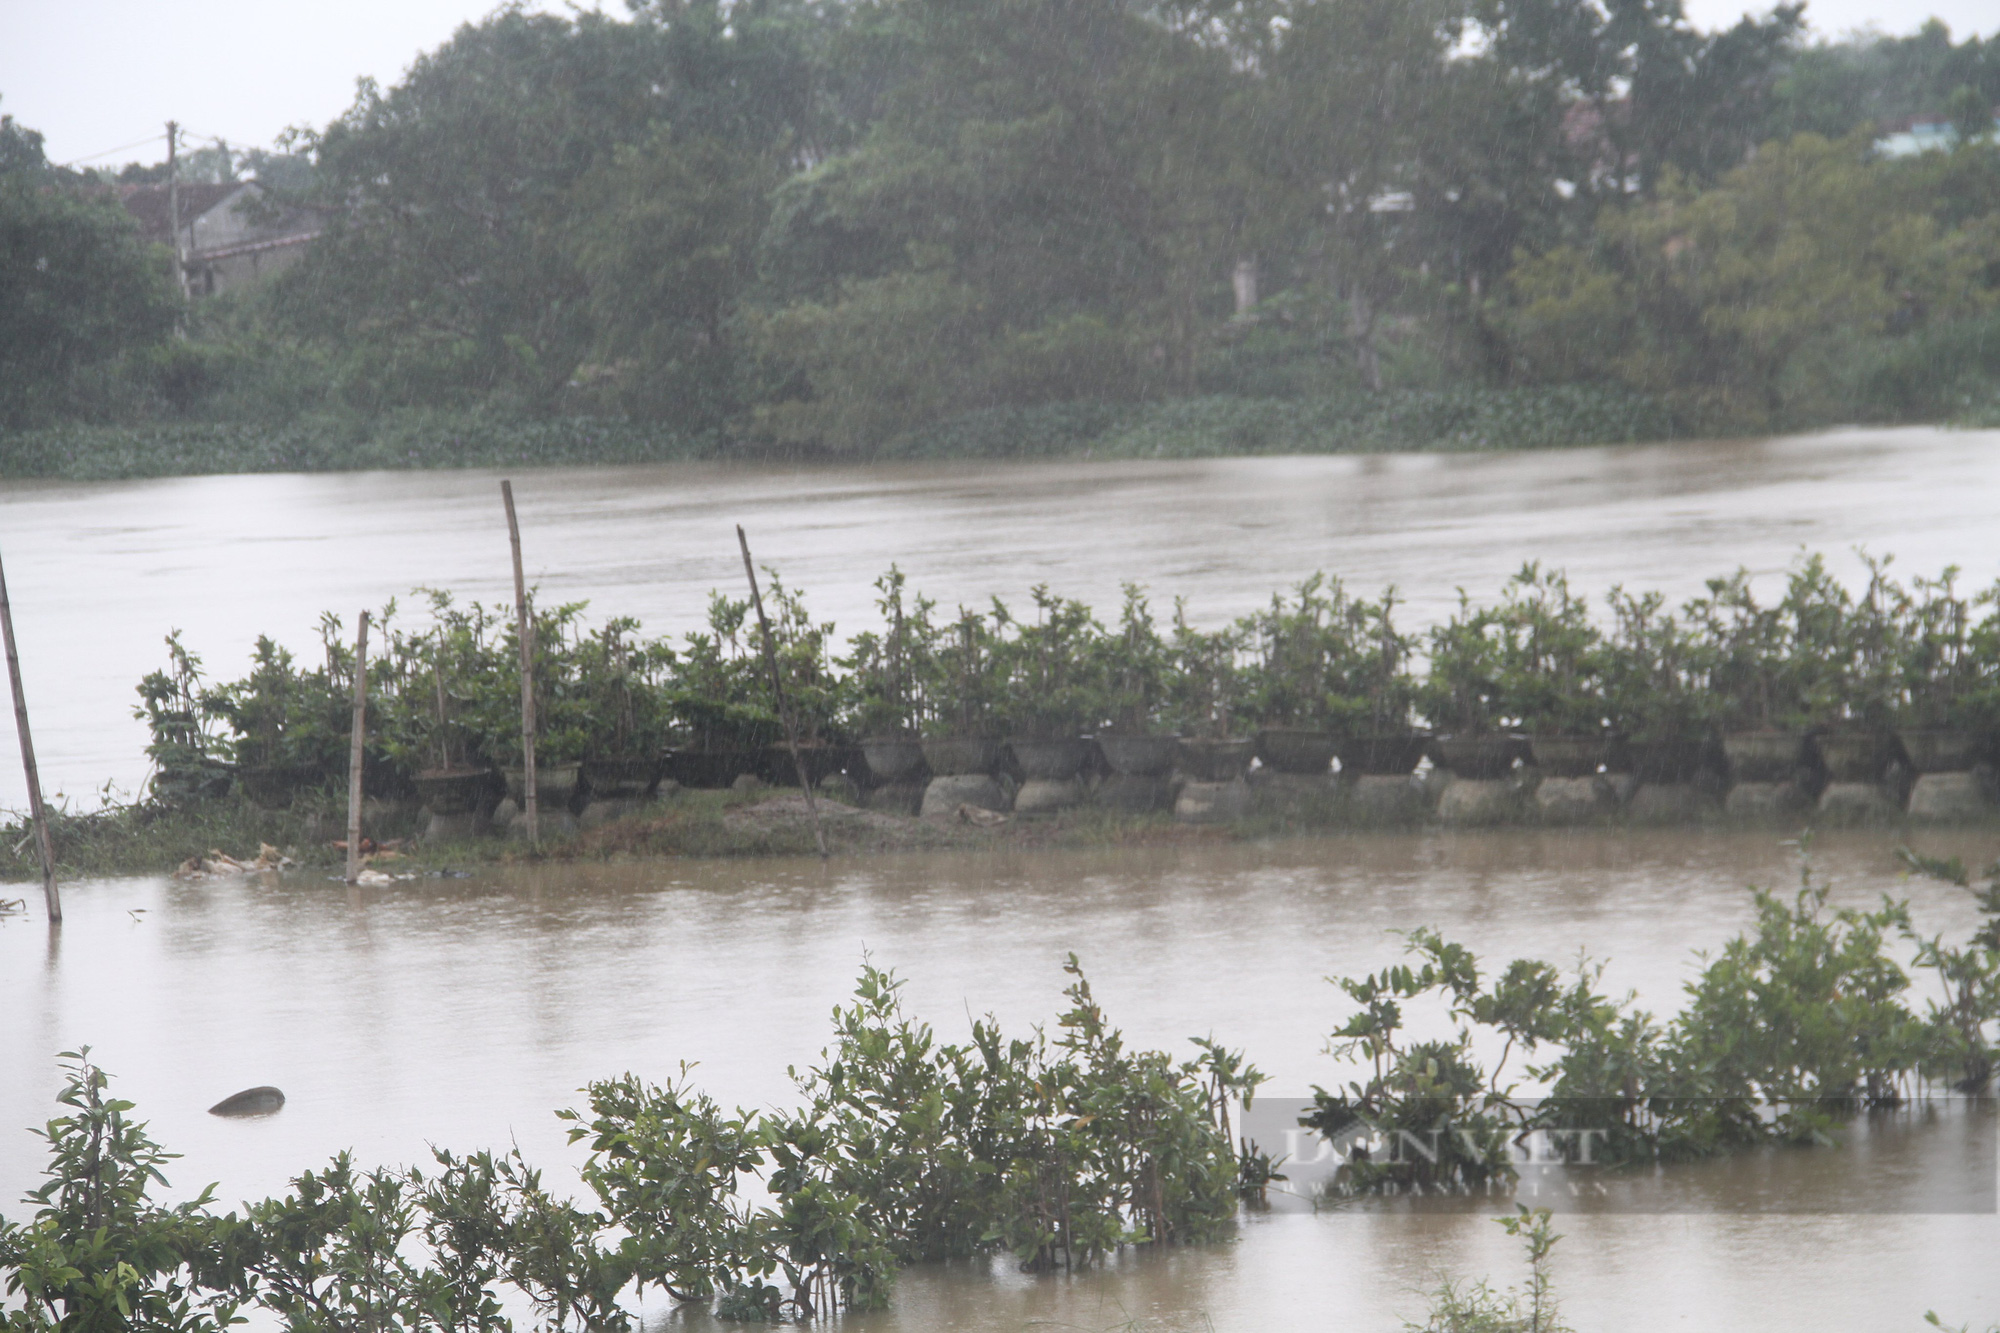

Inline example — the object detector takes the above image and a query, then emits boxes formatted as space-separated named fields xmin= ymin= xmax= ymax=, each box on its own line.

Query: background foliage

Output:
xmin=4 ymin=5 xmax=1999 ymax=463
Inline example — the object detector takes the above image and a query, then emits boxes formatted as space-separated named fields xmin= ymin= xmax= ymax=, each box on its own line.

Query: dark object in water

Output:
xmin=208 ymin=1085 xmax=285 ymax=1117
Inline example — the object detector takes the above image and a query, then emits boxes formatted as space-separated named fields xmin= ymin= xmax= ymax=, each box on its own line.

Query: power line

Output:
xmin=59 ymin=131 xmax=166 ymax=167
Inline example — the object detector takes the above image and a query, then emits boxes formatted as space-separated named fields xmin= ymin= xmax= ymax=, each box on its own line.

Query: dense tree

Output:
xmin=1770 ymin=19 xmax=2000 ymax=141
xmin=1501 ymin=134 xmax=2000 ymax=420
xmin=8 ymin=3 xmax=1999 ymax=447
xmin=746 ymin=0 xmax=1244 ymax=446
xmin=0 ymin=104 xmax=181 ymax=426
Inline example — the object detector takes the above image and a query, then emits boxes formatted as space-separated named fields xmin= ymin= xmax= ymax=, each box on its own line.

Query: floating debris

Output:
xmin=174 ymin=844 xmax=294 ymax=880
xmin=329 ymin=837 xmax=408 ymax=857
xmin=208 ymin=1085 xmax=285 ymax=1117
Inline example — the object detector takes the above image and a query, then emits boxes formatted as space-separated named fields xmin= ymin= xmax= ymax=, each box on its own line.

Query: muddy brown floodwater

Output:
xmin=0 ymin=425 xmax=1996 ymax=809
xmin=3 ymin=829 xmax=1996 ymax=1331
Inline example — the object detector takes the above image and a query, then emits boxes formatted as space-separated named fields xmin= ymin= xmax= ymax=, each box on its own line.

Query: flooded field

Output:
xmin=3 ymin=829 xmax=1995 ymax=1330
xmin=1 ymin=425 xmax=1997 ymax=810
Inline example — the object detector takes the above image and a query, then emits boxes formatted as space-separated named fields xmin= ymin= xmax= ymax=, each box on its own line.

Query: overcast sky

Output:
xmin=4 ymin=0 xmax=1996 ymax=167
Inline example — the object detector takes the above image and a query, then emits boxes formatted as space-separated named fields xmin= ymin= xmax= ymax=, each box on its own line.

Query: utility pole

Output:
xmin=0 ymin=548 xmax=61 ymax=924
xmin=501 ymin=482 xmax=538 ymax=847
xmin=165 ymin=121 xmax=190 ymax=315
xmin=344 ymin=612 xmax=371 ymax=886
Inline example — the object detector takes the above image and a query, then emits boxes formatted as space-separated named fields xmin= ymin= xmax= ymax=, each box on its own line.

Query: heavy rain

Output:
xmin=2 ymin=2 xmax=1999 ymax=1330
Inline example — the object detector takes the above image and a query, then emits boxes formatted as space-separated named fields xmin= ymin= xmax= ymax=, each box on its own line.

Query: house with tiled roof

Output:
xmin=119 ymin=181 xmax=323 ymax=296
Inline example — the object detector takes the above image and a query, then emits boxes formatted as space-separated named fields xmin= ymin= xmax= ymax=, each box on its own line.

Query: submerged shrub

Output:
xmin=1307 ymin=856 xmax=2000 ymax=1186
xmin=2 ymin=961 xmax=1267 ymax=1324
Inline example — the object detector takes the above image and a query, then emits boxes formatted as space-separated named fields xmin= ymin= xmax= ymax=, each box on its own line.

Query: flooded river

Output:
xmin=1 ymin=424 xmax=1998 ymax=810
xmin=3 ymin=831 xmax=1996 ymax=1330
xmin=3 ymin=429 xmax=2000 ymax=1327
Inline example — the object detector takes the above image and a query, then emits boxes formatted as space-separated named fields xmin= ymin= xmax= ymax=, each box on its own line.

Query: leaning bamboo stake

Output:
xmin=736 ymin=526 xmax=829 ymax=860
xmin=344 ymin=611 xmax=371 ymax=886
xmin=0 ymin=549 xmax=59 ymax=923
xmin=502 ymin=481 xmax=538 ymax=847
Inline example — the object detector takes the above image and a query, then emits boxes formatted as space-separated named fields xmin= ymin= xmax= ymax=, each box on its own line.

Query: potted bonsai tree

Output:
xmin=996 ymin=584 xmax=1105 ymax=783
xmin=919 ymin=604 xmax=1007 ymax=776
xmin=1687 ymin=567 xmax=1811 ymax=785
xmin=1896 ymin=566 xmax=1998 ymax=773
xmin=732 ymin=570 xmax=850 ymax=787
xmin=1329 ymin=588 xmax=1424 ymax=778
xmin=480 ymin=598 xmax=590 ymax=813
xmin=1491 ymin=564 xmax=1616 ymax=779
xmin=1806 ymin=553 xmax=1908 ymax=784
xmin=665 ymin=592 xmax=782 ymax=788
xmin=1164 ymin=600 xmax=1251 ymax=781
xmin=1416 ymin=593 xmax=1525 ymax=780
xmin=1602 ymin=587 xmax=1722 ymax=784
xmin=1237 ymin=574 xmax=1346 ymax=776
xmin=213 ymin=629 xmax=351 ymax=809
xmin=1094 ymin=583 xmax=1180 ymax=778
xmin=391 ymin=591 xmax=505 ymax=817
xmin=842 ymin=567 xmax=935 ymax=786
xmin=575 ymin=616 xmax=674 ymax=800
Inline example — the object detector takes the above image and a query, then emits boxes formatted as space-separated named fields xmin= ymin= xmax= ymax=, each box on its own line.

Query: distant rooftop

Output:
xmin=117 ymin=182 xmax=248 ymax=242
xmin=1874 ymin=113 xmax=2000 ymax=159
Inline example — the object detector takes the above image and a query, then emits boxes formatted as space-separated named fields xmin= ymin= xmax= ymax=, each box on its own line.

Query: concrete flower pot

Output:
xmin=758 ymin=744 xmax=852 ymax=787
xmin=860 ymin=736 xmax=928 ymax=785
xmin=237 ymin=763 xmax=322 ymax=810
xmin=579 ymin=756 xmax=659 ymax=800
xmin=1625 ymin=737 xmax=1717 ymax=784
xmin=1528 ymin=734 xmax=1619 ymax=779
xmin=1008 ymin=737 xmax=1091 ymax=781
xmin=1255 ymin=728 xmax=1339 ymax=775
xmin=1722 ymin=731 xmax=1810 ymax=784
xmin=1095 ymin=733 xmax=1180 ymax=777
xmin=1337 ymin=733 xmax=1429 ymax=777
xmin=920 ymin=737 xmax=1004 ymax=776
xmin=1897 ymin=728 xmax=1986 ymax=775
xmin=504 ymin=762 xmax=582 ymax=809
xmin=1177 ymin=737 xmax=1255 ymax=782
xmin=660 ymin=750 xmax=759 ymax=789
xmin=1811 ymin=731 xmax=1897 ymax=784
xmin=1429 ymin=735 xmax=1527 ymax=781
xmin=414 ymin=767 xmax=499 ymax=816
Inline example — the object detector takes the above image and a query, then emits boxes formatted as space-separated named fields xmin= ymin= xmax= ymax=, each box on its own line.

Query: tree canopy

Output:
xmin=4 ymin=4 xmax=1999 ymax=445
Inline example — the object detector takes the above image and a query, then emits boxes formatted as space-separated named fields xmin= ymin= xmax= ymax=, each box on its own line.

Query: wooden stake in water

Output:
xmin=0 ymin=549 xmax=60 ymax=924
xmin=502 ymin=481 xmax=538 ymax=846
xmin=344 ymin=611 xmax=371 ymax=886
xmin=736 ymin=526 xmax=829 ymax=860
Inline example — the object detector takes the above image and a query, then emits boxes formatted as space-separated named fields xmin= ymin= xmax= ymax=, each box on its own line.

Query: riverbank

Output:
xmin=0 ymin=786 xmax=1263 ymax=882
xmin=0 ymin=385 xmax=1684 ymax=480
xmin=8 ymin=767 xmax=1996 ymax=885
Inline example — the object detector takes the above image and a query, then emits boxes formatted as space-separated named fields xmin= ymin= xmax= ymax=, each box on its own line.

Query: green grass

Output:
xmin=888 ymin=384 xmax=1682 ymax=460
xmin=0 ymin=385 xmax=1685 ymax=481
xmin=0 ymin=410 xmax=710 ymax=481
xmin=0 ymin=794 xmax=362 ymax=881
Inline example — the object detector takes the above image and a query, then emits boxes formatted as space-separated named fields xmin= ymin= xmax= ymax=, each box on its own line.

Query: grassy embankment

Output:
xmin=0 ymin=385 xmax=1681 ymax=480
xmin=12 ymin=368 xmax=2000 ymax=483
xmin=0 ymin=786 xmax=1245 ymax=883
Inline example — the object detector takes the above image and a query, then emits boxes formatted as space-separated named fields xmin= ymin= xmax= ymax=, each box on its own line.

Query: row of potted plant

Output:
xmin=136 ymin=552 xmax=2000 ymax=806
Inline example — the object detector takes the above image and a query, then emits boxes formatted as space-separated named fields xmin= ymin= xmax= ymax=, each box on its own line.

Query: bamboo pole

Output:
xmin=0 ymin=549 xmax=60 ymax=923
xmin=502 ymin=481 xmax=537 ymax=846
xmin=344 ymin=611 xmax=371 ymax=885
xmin=736 ymin=526 xmax=829 ymax=860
